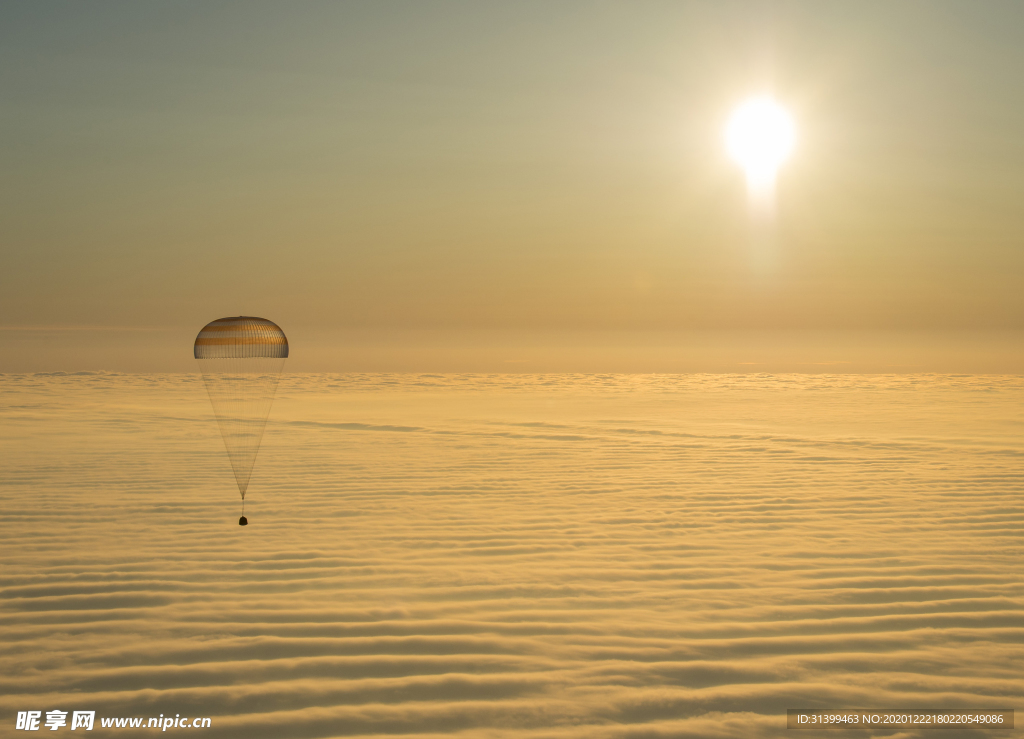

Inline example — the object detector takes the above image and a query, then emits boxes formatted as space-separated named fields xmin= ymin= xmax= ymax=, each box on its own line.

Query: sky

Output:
xmin=2 ymin=1 xmax=1024 ymax=371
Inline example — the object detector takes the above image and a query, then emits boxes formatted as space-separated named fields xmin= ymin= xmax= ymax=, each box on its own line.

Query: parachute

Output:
xmin=195 ymin=317 xmax=288 ymax=525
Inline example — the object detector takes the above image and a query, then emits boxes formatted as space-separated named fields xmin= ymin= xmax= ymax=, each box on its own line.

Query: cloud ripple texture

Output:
xmin=1 ymin=373 xmax=1022 ymax=738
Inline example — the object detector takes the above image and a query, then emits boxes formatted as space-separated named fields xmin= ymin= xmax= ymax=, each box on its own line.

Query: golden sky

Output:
xmin=2 ymin=2 xmax=1024 ymax=370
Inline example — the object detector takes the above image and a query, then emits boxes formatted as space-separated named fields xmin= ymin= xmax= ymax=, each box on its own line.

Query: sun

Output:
xmin=725 ymin=97 xmax=795 ymax=191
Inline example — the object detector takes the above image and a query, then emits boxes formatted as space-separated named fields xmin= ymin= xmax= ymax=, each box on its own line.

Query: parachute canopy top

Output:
xmin=194 ymin=316 xmax=288 ymax=360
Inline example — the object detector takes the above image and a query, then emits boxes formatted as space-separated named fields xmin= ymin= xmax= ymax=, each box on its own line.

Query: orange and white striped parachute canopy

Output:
xmin=194 ymin=316 xmax=288 ymax=360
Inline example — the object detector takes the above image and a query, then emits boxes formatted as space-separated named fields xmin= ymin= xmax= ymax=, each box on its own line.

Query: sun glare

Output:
xmin=725 ymin=97 xmax=795 ymax=192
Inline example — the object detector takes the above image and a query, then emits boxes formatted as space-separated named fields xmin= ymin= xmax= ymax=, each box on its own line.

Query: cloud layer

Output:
xmin=1 ymin=373 xmax=1022 ymax=737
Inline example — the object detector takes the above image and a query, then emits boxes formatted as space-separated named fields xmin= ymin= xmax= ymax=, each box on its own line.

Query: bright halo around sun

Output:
xmin=725 ymin=97 xmax=795 ymax=193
